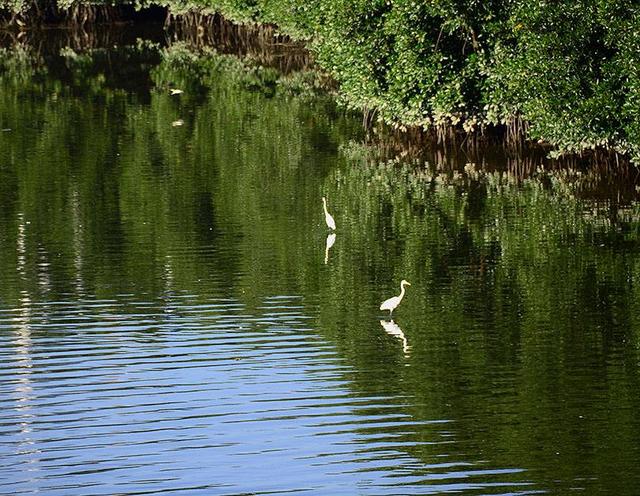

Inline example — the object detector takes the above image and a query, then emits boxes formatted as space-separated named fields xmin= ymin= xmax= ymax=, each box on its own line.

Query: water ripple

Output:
xmin=0 ymin=295 xmax=536 ymax=495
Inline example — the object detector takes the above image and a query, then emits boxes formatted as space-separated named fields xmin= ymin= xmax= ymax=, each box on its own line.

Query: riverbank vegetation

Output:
xmin=211 ymin=0 xmax=640 ymax=162
xmin=177 ymin=0 xmax=640 ymax=163
xmin=2 ymin=0 xmax=640 ymax=164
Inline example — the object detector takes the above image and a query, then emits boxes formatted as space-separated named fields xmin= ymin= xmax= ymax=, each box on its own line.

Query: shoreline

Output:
xmin=1 ymin=5 xmax=635 ymax=174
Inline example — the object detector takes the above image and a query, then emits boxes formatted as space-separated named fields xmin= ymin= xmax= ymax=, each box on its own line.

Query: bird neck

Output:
xmin=322 ymin=199 xmax=328 ymax=215
xmin=398 ymin=284 xmax=406 ymax=300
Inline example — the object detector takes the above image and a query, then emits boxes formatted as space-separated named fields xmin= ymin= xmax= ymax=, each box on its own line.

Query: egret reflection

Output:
xmin=324 ymin=233 xmax=336 ymax=264
xmin=380 ymin=320 xmax=410 ymax=356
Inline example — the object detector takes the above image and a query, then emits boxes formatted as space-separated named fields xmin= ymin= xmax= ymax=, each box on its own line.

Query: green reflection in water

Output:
xmin=1 ymin=41 xmax=640 ymax=494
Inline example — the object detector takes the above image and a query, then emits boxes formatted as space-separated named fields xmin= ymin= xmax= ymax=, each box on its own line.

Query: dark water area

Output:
xmin=1 ymin=27 xmax=640 ymax=495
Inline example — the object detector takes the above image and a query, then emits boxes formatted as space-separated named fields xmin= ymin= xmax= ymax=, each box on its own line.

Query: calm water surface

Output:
xmin=1 ymin=34 xmax=640 ymax=495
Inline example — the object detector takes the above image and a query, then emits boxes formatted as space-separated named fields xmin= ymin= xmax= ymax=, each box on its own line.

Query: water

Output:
xmin=1 ymin=32 xmax=640 ymax=495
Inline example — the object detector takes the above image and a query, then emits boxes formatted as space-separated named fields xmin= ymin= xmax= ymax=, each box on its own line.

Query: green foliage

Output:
xmin=2 ymin=0 xmax=640 ymax=159
xmin=153 ymin=0 xmax=640 ymax=161
xmin=485 ymin=1 xmax=640 ymax=160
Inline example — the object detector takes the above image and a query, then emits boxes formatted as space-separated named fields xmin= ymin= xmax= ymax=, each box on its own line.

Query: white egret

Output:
xmin=324 ymin=233 xmax=336 ymax=265
xmin=380 ymin=279 xmax=411 ymax=316
xmin=170 ymin=89 xmax=184 ymax=95
xmin=322 ymin=197 xmax=336 ymax=231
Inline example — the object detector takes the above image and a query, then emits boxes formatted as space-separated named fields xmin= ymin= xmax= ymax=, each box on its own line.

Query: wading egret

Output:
xmin=380 ymin=280 xmax=411 ymax=316
xmin=322 ymin=197 xmax=336 ymax=230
